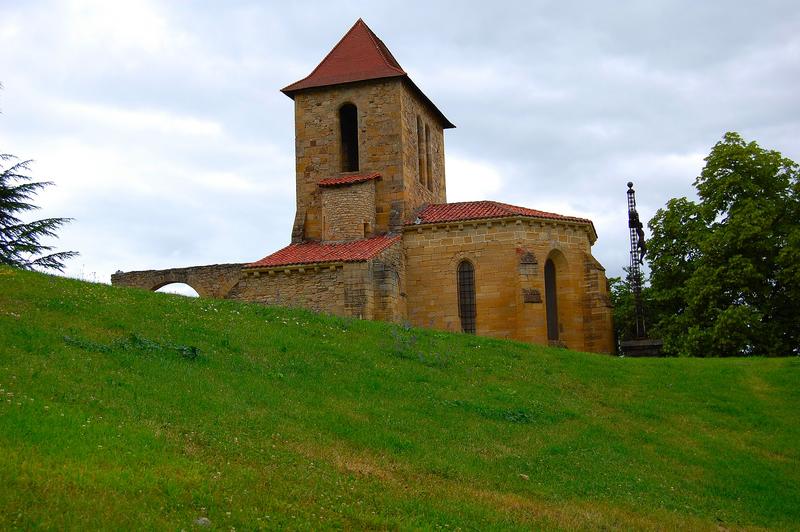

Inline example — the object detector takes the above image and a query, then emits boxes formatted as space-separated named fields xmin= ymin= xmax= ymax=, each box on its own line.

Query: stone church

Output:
xmin=112 ymin=19 xmax=614 ymax=354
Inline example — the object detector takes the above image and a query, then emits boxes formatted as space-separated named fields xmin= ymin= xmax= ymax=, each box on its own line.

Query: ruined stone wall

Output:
xmin=321 ymin=180 xmax=376 ymax=242
xmin=582 ymin=254 xmax=615 ymax=354
xmin=403 ymin=218 xmax=613 ymax=353
xmin=370 ymin=241 xmax=406 ymax=323
xmin=292 ymin=80 xmax=405 ymax=241
xmin=110 ymin=263 xmax=244 ymax=298
xmin=399 ymin=82 xmax=446 ymax=212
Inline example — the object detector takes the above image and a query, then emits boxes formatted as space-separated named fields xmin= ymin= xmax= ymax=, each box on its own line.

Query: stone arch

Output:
xmin=154 ymin=282 xmax=200 ymax=297
xmin=544 ymin=249 xmax=568 ymax=343
xmin=151 ymin=277 xmax=208 ymax=298
xmin=339 ymin=102 xmax=359 ymax=172
xmin=111 ymin=263 xmax=245 ymax=300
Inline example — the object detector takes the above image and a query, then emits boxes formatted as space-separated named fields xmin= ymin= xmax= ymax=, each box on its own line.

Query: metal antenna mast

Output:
xmin=627 ymin=182 xmax=646 ymax=339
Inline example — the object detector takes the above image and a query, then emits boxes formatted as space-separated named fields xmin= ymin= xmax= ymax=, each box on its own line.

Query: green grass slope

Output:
xmin=1 ymin=266 xmax=799 ymax=530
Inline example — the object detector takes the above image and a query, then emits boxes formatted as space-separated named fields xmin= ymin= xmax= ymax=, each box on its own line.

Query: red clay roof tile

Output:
xmin=281 ymin=19 xmax=455 ymax=129
xmin=245 ymin=235 xmax=400 ymax=269
xmin=318 ymin=172 xmax=380 ymax=187
xmin=410 ymin=200 xmax=595 ymax=227
xmin=282 ymin=19 xmax=405 ymax=95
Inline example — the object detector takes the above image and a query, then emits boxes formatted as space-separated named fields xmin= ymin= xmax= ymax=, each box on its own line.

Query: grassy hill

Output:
xmin=1 ymin=266 xmax=798 ymax=530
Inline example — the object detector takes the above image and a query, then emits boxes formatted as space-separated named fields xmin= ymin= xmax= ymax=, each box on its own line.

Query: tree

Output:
xmin=0 ymin=153 xmax=78 ymax=272
xmin=647 ymin=132 xmax=800 ymax=356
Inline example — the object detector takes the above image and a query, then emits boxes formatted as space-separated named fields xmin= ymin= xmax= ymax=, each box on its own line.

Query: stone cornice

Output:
xmin=402 ymin=215 xmax=597 ymax=243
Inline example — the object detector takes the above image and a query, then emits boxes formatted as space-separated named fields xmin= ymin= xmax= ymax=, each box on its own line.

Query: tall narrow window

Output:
xmin=417 ymin=115 xmax=425 ymax=184
xmin=545 ymin=259 xmax=559 ymax=341
xmin=340 ymin=103 xmax=359 ymax=172
xmin=425 ymin=124 xmax=432 ymax=190
xmin=457 ymin=260 xmax=476 ymax=334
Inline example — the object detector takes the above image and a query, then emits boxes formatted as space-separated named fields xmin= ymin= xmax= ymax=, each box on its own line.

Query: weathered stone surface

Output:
xmin=111 ymin=264 xmax=244 ymax=299
xmin=291 ymin=78 xmax=447 ymax=242
xmin=403 ymin=218 xmax=614 ymax=353
xmin=226 ymin=241 xmax=404 ymax=322
xmin=321 ymin=179 xmax=376 ymax=241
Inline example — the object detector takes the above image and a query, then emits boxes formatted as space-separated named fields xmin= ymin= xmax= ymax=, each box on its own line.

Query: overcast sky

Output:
xmin=2 ymin=0 xmax=798 ymax=290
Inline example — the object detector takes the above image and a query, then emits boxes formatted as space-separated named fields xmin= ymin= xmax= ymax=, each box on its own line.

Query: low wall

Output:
xmin=111 ymin=263 xmax=245 ymax=299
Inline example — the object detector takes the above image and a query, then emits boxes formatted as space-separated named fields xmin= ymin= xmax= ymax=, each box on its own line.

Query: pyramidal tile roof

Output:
xmin=245 ymin=235 xmax=401 ymax=269
xmin=282 ymin=19 xmax=454 ymax=129
xmin=409 ymin=200 xmax=596 ymax=237
xmin=318 ymin=172 xmax=380 ymax=187
xmin=282 ymin=19 xmax=406 ymax=95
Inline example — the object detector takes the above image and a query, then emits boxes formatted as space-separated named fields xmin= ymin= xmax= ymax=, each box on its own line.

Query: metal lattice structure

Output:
xmin=627 ymin=182 xmax=647 ymax=339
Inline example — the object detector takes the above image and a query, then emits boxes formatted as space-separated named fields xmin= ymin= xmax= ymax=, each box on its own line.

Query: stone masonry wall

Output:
xmin=226 ymin=242 xmax=404 ymax=321
xmin=399 ymin=82 xmax=447 ymax=212
xmin=582 ymin=253 xmax=615 ymax=353
xmin=110 ymin=263 xmax=244 ymax=298
xmin=370 ymin=241 xmax=406 ymax=323
xmin=321 ymin=180 xmax=376 ymax=242
xmin=403 ymin=218 xmax=613 ymax=353
xmin=291 ymin=79 xmax=449 ymax=243
xmin=292 ymin=80 xmax=405 ymax=241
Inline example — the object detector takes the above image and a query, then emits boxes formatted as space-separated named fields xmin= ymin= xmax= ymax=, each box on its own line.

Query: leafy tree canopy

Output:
xmin=0 ymin=153 xmax=77 ymax=272
xmin=647 ymin=132 xmax=799 ymax=356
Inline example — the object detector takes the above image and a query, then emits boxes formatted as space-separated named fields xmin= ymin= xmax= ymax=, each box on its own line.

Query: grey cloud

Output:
xmin=1 ymin=0 xmax=797 ymax=283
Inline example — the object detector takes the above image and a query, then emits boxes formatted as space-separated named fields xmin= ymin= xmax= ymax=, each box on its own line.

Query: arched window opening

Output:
xmin=339 ymin=103 xmax=359 ymax=172
xmin=544 ymin=259 xmax=559 ymax=340
xmin=155 ymin=283 xmax=199 ymax=298
xmin=457 ymin=260 xmax=476 ymax=334
xmin=425 ymin=124 xmax=432 ymax=190
xmin=417 ymin=115 xmax=425 ymax=184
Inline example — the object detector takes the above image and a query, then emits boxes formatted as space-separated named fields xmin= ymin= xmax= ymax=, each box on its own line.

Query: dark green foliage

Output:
xmin=64 ymin=333 xmax=201 ymax=361
xmin=0 ymin=153 xmax=77 ymax=271
xmin=608 ymin=270 xmax=653 ymax=349
xmin=648 ymin=132 xmax=800 ymax=356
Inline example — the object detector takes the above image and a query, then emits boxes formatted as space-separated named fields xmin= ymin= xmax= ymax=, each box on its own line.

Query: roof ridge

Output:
xmin=245 ymin=234 xmax=402 ymax=269
xmin=410 ymin=200 xmax=594 ymax=226
xmin=283 ymin=19 xmax=364 ymax=93
xmin=359 ymin=19 xmax=405 ymax=75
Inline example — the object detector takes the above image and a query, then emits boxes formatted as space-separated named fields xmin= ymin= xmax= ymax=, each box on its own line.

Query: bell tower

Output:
xmin=281 ymin=19 xmax=454 ymax=243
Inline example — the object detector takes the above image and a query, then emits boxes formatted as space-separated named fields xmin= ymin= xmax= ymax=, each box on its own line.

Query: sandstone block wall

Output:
xmin=110 ymin=263 xmax=245 ymax=298
xmin=321 ymin=180 xmax=376 ymax=241
xmin=291 ymin=79 xmax=449 ymax=242
xmin=399 ymin=82 xmax=447 ymax=208
xmin=403 ymin=218 xmax=613 ymax=353
xmin=582 ymin=254 xmax=615 ymax=353
xmin=227 ymin=242 xmax=404 ymax=322
xmin=292 ymin=80 xmax=405 ymax=241
xmin=369 ymin=241 xmax=406 ymax=323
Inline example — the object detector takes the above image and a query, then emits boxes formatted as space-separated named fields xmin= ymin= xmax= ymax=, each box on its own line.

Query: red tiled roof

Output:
xmin=245 ymin=235 xmax=401 ymax=269
xmin=318 ymin=172 xmax=380 ymax=187
xmin=281 ymin=19 xmax=455 ymax=129
xmin=409 ymin=201 xmax=594 ymax=226
xmin=282 ymin=19 xmax=405 ymax=95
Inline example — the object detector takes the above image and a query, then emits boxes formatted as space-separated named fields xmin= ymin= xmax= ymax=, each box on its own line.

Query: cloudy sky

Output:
xmin=2 ymin=0 xmax=798 ymax=291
